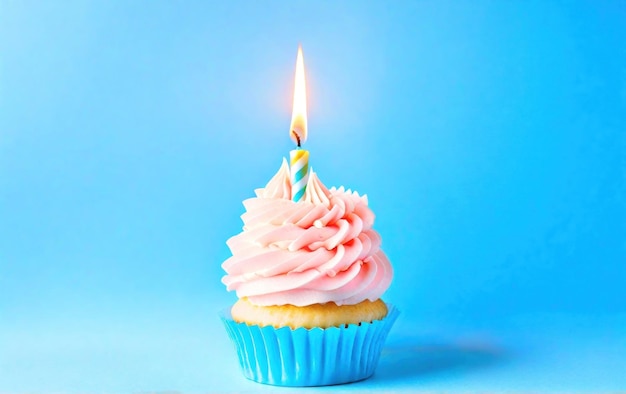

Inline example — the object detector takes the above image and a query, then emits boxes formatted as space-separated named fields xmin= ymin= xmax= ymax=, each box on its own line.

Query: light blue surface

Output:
xmin=1 ymin=1 xmax=625 ymax=392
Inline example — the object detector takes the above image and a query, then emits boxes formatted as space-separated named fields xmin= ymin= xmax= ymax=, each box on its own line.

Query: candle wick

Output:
xmin=292 ymin=130 xmax=301 ymax=148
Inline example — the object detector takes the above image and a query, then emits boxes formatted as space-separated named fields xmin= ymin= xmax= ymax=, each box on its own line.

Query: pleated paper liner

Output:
xmin=220 ymin=304 xmax=399 ymax=387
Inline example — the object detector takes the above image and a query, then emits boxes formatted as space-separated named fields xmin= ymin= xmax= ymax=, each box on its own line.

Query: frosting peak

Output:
xmin=302 ymin=170 xmax=331 ymax=207
xmin=222 ymin=160 xmax=393 ymax=307
xmin=255 ymin=161 xmax=333 ymax=207
xmin=255 ymin=158 xmax=291 ymax=199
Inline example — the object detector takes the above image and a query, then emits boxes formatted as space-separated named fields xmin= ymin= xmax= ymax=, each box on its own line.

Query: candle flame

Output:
xmin=290 ymin=46 xmax=307 ymax=146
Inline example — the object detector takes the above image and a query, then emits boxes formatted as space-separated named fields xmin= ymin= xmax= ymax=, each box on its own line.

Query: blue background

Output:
xmin=1 ymin=1 xmax=625 ymax=392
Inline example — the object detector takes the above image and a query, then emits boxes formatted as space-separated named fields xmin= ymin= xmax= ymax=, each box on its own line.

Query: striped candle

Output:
xmin=290 ymin=147 xmax=309 ymax=202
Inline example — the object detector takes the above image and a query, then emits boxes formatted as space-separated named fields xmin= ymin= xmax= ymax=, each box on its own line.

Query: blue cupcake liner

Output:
xmin=219 ymin=304 xmax=399 ymax=387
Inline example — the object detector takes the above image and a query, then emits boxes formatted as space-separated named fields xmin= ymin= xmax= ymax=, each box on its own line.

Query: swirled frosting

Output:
xmin=221 ymin=159 xmax=393 ymax=307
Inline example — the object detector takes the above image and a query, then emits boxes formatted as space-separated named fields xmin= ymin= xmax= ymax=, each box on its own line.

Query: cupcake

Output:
xmin=220 ymin=159 xmax=397 ymax=386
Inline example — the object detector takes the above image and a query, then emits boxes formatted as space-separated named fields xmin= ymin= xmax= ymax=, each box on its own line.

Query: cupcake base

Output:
xmin=231 ymin=298 xmax=389 ymax=329
xmin=220 ymin=304 xmax=399 ymax=387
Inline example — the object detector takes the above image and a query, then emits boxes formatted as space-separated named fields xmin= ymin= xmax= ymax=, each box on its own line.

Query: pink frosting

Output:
xmin=221 ymin=159 xmax=393 ymax=307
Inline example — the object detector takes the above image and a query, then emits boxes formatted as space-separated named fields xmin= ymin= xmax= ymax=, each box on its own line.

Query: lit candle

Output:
xmin=289 ymin=46 xmax=310 ymax=202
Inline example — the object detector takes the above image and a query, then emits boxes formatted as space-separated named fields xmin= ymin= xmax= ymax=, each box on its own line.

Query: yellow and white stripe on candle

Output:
xmin=290 ymin=147 xmax=309 ymax=201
